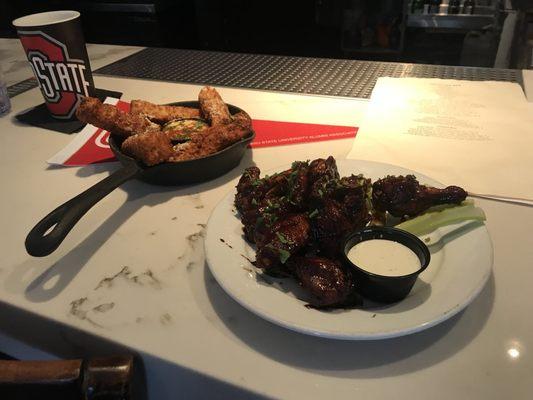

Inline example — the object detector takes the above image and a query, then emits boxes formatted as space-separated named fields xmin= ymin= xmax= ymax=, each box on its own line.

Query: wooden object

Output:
xmin=0 ymin=355 xmax=135 ymax=399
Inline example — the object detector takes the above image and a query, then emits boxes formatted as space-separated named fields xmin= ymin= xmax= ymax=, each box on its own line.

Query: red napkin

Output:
xmin=48 ymin=99 xmax=358 ymax=166
xmin=250 ymin=120 xmax=357 ymax=148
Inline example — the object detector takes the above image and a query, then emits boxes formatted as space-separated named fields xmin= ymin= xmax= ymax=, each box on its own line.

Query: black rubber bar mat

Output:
xmin=95 ymin=47 xmax=522 ymax=99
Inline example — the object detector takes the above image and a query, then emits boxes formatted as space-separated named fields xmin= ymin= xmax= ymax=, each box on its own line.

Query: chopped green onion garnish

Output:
xmin=276 ymin=232 xmax=289 ymax=244
xmin=279 ymin=249 xmax=291 ymax=264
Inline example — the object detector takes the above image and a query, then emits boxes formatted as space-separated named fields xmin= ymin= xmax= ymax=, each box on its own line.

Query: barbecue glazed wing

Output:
xmin=235 ymin=167 xmax=261 ymax=215
xmin=235 ymin=166 xmax=296 ymax=243
xmin=311 ymin=200 xmax=370 ymax=257
xmin=372 ymin=175 xmax=467 ymax=218
xmin=288 ymin=256 xmax=361 ymax=308
xmin=287 ymin=161 xmax=310 ymax=208
xmin=338 ymin=175 xmax=372 ymax=226
xmin=308 ymin=156 xmax=339 ymax=184
xmin=311 ymin=199 xmax=355 ymax=256
xmin=234 ymin=156 xmax=469 ymax=310
xmin=310 ymin=174 xmax=372 ymax=256
xmin=235 ymin=157 xmax=370 ymax=270
xmin=255 ymin=213 xmax=311 ymax=272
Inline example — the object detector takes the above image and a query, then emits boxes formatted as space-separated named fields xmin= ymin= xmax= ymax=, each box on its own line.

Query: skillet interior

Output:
xmin=110 ymin=101 xmax=255 ymax=186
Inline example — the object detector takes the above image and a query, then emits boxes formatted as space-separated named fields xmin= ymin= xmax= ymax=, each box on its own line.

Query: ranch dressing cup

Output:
xmin=13 ymin=11 xmax=95 ymax=120
xmin=343 ymin=227 xmax=431 ymax=304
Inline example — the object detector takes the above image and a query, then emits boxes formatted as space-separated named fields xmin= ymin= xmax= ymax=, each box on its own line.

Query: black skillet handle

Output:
xmin=25 ymin=163 xmax=142 ymax=257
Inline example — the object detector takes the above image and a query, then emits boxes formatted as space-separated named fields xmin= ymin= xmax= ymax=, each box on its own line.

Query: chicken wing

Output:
xmin=288 ymin=256 xmax=360 ymax=308
xmin=372 ymin=175 xmax=468 ymax=218
xmin=255 ymin=213 xmax=311 ymax=272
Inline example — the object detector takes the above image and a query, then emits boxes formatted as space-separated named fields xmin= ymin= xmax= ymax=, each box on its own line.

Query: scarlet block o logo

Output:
xmin=18 ymin=30 xmax=91 ymax=119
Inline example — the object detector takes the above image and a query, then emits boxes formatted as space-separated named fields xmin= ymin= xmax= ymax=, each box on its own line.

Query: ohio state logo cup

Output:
xmin=13 ymin=11 xmax=95 ymax=120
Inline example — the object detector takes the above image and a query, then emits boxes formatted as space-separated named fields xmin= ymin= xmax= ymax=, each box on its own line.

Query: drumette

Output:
xmin=372 ymin=175 xmax=467 ymax=218
xmin=287 ymin=256 xmax=361 ymax=308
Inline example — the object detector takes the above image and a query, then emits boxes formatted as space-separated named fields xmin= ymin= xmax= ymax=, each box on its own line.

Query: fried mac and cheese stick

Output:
xmin=121 ymin=132 xmax=174 ymax=166
xmin=169 ymin=111 xmax=252 ymax=161
xmin=76 ymin=97 xmax=158 ymax=138
xmin=198 ymin=86 xmax=232 ymax=126
xmin=130 ymin=100 xmax=201 ymax=124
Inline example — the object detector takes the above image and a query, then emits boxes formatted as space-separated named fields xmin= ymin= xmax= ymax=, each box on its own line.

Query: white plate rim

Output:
xmin=205 ymin=159 xmax=493 ymax=340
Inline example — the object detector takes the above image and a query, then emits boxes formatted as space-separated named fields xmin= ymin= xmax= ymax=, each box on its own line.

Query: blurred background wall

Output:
xmin=1 ymin=0 xmax=532 ymax=69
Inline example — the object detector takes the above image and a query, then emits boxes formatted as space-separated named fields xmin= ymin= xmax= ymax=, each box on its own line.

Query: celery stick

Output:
xmin=419 ymin=199 xmax=474 ymax=213
xmin=396 ymin=203 xmax=486 ymax=236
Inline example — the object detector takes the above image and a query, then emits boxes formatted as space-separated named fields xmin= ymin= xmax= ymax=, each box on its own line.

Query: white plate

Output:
xmin=205 ymin=160 xmax=493 ymax=340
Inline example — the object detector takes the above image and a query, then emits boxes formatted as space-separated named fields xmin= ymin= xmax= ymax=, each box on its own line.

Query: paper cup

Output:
xmin=13 ymin=11 xmax=95 ymax=119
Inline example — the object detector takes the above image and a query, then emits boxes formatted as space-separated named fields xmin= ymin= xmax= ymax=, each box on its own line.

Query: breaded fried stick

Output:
xmin=76 ymin=97 xmax=158 ymax=138
xmin=198 ymin=86 xmax=232 ymax=126
xmin=121 ymin=132 xmax=174 ymax=166
xmin=231 ymin=110 xmax=252 ymax=129
xmin=169 ymin=111 xmax=252 ymax=161
xmin=130 ymin=100 xmax=200 ymax=124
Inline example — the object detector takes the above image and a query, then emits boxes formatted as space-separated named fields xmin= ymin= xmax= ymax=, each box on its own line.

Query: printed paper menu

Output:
xmin=348 ymin=77 xmax=533 ymax=201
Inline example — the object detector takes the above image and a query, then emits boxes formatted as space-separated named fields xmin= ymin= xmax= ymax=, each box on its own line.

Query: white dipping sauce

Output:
xmin=347 ymin=239 xmax=421 ymax=276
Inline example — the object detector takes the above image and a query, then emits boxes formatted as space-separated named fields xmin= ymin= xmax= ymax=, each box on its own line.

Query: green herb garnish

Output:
xmin=308 ymin=209 xmax=319 ymax=218
xmin=278 ymin=249 xmax=291 ymax=264
xmin=276 ymin=232 xmax=289 ymax=244
xmin=254 ymin=216 xmax=264 ymax=229
xmin=268 ymin=213 xmax=278 ymax=224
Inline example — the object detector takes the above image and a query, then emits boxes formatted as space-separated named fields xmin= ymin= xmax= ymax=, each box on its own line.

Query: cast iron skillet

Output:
xmin=25 ymin=101 xmax=255 ymax=257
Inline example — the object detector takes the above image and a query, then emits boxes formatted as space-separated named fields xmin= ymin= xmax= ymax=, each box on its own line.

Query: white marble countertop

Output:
xmin=0 ymin=44 xmax=532 ymax=399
